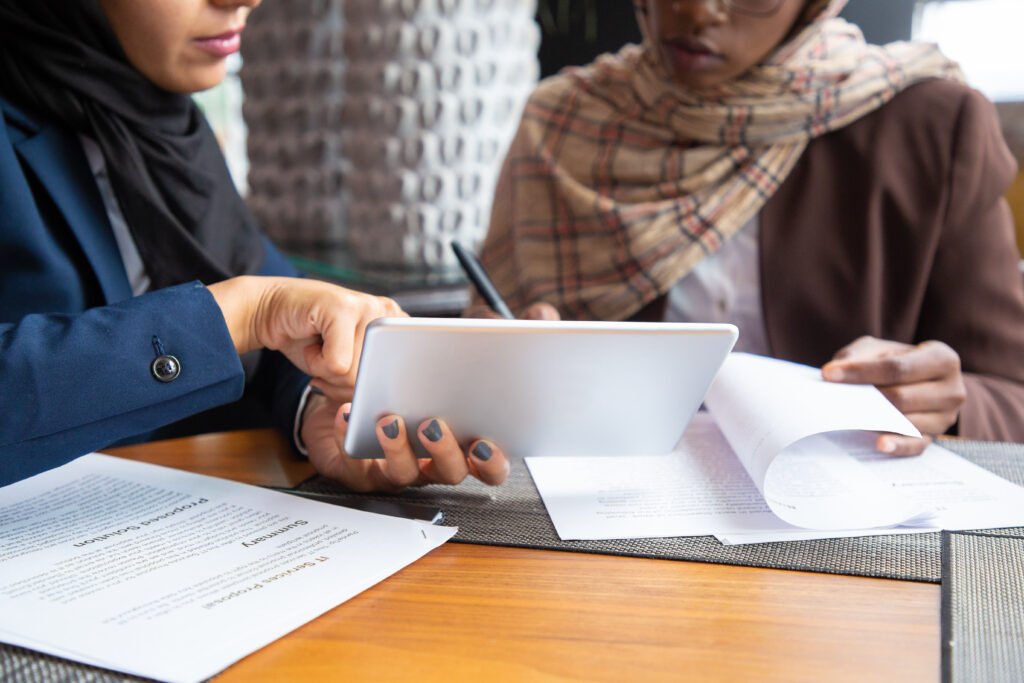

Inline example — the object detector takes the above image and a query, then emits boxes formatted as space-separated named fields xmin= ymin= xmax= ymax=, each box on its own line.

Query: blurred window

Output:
xmin=913 ymin=0 xmax=1024 ymax=102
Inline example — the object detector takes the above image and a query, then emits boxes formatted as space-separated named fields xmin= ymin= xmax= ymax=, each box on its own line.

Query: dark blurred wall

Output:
xmin=536 ymin=2 xmax=641 ymax=78
xmin=536 ymin=0 xmax=918 ymax=78
xmin=839 ymin=0 xmax=916 ymax=45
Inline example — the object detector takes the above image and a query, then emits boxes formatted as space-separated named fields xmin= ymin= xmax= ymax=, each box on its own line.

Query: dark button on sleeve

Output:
xmin=150 ymin=354 xmax=181 ymax=382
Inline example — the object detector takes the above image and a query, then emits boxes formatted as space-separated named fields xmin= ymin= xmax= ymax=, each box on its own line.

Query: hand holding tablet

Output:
xmin=300 ymin=389 xmax=511 ymax=491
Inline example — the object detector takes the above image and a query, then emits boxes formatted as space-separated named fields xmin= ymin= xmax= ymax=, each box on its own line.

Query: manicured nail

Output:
xmin=422 ymin=419 xmax=443 ymax=442
xmin=878 ymin=437 xmax=895 ymax=454
xmin=342 ymin=411 xmax=350 ymax=422
xmin=472 ymin=441 xmax=493 ymax=461
xmin=382 ymin=419 xmax=400 ymax=439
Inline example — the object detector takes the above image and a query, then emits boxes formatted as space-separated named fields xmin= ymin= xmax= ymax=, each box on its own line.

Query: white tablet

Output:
xmin=344 ymin=317 xmax=737 ymax=459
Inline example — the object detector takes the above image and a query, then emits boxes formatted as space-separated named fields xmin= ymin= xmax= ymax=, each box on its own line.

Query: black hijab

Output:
xmin=0 ymin=0 xmax=264 ymax=290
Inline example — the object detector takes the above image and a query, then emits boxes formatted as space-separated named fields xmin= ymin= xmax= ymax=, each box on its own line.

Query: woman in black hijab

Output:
xmin=0 ymin=0 xmax=510 ymax=490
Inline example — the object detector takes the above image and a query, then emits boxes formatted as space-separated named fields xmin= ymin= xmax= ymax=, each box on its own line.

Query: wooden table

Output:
xmin=107 ymin=431 xmax=939 ymax=682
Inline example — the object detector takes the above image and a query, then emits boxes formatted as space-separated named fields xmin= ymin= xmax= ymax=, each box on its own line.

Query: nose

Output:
xmin=666 ymin=0 xmax=729 ymax=29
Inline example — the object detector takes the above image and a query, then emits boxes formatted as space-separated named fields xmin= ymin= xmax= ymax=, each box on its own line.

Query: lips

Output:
xmin=192 ymin=28 xmax=243 ymax=58
xmin=661 ymin=36 xmax=724 ymax=72
xmin=666 ymin=37 xmax=719 ymax=55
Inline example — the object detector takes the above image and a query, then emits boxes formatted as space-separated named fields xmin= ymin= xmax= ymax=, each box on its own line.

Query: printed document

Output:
xmin=0 ymin=453 xmax=455 ymax=682
xmin=526 ymin=353 xmax=1024 ymax=543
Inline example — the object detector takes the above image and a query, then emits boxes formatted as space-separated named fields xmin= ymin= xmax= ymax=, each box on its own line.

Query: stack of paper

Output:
xmin=526 ymin=354 xmax=1024 ymax=545
xmin=0 ymin=454 xmax=455 ymax=682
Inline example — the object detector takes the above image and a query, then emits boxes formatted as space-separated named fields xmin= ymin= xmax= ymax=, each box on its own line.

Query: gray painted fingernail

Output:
xmin=422 ymin=419 xmax=443 ymax=442
xmin=472 ymin=441 xmax=493 ymax=461
xmin=382 ymin=419 xmax=399 ymax=439
xmin=342 ymin=411 xmax=350 ymax=422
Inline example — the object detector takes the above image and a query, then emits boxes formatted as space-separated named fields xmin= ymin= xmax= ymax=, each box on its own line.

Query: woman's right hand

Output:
xmin=822 ymin=336 xmax=967 ymax=456
xmin=300 ymin=396 xmax=511 ymax=493
xmin=464 ymin=300 xmax=562 ymax=321
xmin=207 ymin=276 xmax=405 ymax=401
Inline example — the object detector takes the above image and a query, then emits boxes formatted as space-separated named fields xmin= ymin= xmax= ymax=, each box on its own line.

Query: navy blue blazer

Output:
xmin=0 ymin=96 xmax=309 ymax=486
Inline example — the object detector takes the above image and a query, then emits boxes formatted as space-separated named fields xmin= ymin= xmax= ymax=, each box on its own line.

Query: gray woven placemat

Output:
xmin=297 ymin=439 xmax=1024 ymax=583
xmin=0 ymin=643 xmax=160 ymax=683
xmin=942 ymin=530 xmax=1024 ymax=683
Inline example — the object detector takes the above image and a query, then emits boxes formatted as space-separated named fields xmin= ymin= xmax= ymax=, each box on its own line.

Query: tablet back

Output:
xmin=344 ymin=318 xmax=737 ymax=459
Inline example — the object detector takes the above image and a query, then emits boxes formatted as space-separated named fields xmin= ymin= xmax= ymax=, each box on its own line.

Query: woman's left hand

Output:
xmin=821 ymin=336 xmax=967 ymax=456
xmin=298 ymin=395 xmax=510 ymax=493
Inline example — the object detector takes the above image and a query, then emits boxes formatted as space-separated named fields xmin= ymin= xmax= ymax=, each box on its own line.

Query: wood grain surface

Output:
xmin=106 ymin=432 xmax=939 ymax=682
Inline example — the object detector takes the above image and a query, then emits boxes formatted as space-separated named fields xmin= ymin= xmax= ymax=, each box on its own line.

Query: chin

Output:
xmin=187 ymin=67 xmax=229 ymax=94
xmin=161 ymin=64 xmax=228 ymax=94
xmin=671 ymin=71 xmax=732 ymax=91
xmin=657 ymin=55 xmax=734 ymax=92
xmin=675 ymin=74 xmax=741 ymax=92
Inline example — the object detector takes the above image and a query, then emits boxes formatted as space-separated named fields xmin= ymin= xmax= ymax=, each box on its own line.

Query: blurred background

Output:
xmin=193 ymin=0 xmax=1024 ymax=309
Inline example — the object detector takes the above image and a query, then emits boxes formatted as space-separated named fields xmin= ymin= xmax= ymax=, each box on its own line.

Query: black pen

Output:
xmin=451 ymin=241 xmax=515 ymax=320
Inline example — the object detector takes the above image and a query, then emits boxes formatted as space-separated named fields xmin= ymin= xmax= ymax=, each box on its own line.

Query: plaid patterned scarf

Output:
xmin=478 ymin=0 xmax=962 ymax=321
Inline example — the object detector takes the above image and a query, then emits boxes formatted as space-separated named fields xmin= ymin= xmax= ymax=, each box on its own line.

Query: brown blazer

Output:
xmin=636 ymin=79 xmax=1024 ymax=442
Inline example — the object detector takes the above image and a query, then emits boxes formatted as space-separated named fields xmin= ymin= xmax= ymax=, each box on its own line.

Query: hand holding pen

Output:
xmin=451 ymin=241 xmax=515 ymax=319
xmin=451 ymin=241 xmax=560 ymax=321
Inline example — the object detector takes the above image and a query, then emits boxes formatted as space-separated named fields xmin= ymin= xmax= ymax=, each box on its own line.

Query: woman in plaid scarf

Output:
xmin=472 ymin=0 xmax=1024 ymax=452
